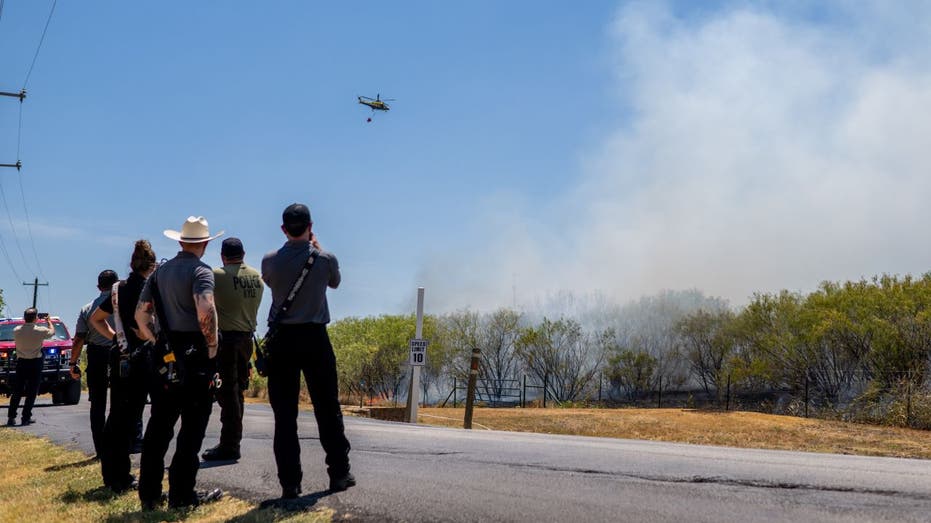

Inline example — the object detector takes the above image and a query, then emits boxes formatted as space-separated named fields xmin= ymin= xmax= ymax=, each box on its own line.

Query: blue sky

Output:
xmin=0 ymin=1 xmax=616 ymax=320
xmin=1 ymin=1 xmax=931 ymax=326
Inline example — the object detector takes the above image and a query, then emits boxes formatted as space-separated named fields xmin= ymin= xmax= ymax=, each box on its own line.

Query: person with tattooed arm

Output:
xmin=133 ymin=216 xmax=224 ymax=510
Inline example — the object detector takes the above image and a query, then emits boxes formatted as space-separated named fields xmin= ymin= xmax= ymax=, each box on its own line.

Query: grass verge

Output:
xmin=0 ymin=428 xmax=333 ymax=523
xmin=401 ymin=407 xmax=931 ymax=459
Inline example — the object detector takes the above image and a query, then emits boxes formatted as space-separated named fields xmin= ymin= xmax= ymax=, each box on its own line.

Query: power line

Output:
xmin=11 ymin=1 xmax=59 ymax=279
xmin=23 ymin=0 xmax=58 ymax=89
xmin=17 ymin=172 xmax=44 ymax=278
xmin=43 ymin=284 xmax=52 ymax=312
xmin=0 ymin=227 xmax=23 ymax=283
xmin=0 ymin=177 xmax=33 ymax=276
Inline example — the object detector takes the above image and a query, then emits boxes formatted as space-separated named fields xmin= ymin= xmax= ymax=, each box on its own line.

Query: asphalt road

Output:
xmin=4 ymin=396 xmax=931 ymax=522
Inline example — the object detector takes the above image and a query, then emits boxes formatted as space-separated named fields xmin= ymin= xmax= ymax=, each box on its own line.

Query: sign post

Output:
xmin=405 ymin=287 xmax=426 ymax=423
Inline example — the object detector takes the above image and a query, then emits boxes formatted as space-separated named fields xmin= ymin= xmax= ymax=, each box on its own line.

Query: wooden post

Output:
xmin=464 ymin=348 xmax=480 ymax=429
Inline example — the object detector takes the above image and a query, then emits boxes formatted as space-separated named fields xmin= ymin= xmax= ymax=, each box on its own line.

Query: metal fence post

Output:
xmin=725 ymin=373 xmax=731 ymax=411
xmin=453 ymin=378 xmax=457 ymax=408
xmin=464 ymin=349 xmax=481 ymax=429
xmin=657 ymin=376 xmax=663 ymax=408
xmin=543 ymin=371 xmax=549 ymax=408
xmin=522 ymin=375 xmax=526 ymax=408
xmin=804 ymin=374 xmax=809 ymax=418
xmin=906 ymin=378 xmax=912 ymax=428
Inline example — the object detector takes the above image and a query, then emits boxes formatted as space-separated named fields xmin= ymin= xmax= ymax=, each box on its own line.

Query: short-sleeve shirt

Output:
xmin=14 ymin=323 xmax=55 ymax=359
xmin=214 ymin=262 xmax=263 ymax=332
xmin=75 ymin=291 xmax=115 ymax=347
xmin=140 ymin=251 xmax=214 ymax=332
xmin=261 ymin=240 xmax=340 ymax=325
xmin=98 ymin=271 xmax=149 ymax=348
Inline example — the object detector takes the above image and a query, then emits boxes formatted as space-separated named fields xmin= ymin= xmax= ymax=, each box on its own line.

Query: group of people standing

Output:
xmin=65 ymin=203 xmax=353 ymax=510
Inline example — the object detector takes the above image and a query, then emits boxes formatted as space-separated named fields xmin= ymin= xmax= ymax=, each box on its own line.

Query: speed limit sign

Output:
xmin=409 ymin=339 xmax=428 ymax=366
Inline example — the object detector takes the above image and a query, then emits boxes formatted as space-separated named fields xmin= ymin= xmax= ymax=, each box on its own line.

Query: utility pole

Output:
xmin=1 ymin=89 xmax=25 ymax=170
xmin=0 ymin=89 xmax=26 ymax=101
xmin=23 ymin=277 xmax=48 ymax=309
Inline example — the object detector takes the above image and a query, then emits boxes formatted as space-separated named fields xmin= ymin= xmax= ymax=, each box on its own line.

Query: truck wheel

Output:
xmin=51 ymin=387 xmax=64 ymax=405
xmin=64 ymin=379 xmax=81 ymax=405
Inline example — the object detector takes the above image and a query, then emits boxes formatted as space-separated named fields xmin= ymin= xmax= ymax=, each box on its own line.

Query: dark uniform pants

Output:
xmin=8 ymin=357 xmax=42 ymax=421
xmin=268 ymin=323 xmax=350 ymax=489
xmin=217 ymin=330 xmax=253 ymax=450
xmin=138 ymin=332 xmax=215 ymax=506
xmin=86 ymin=343 xmax=111 ymax=456
xmin=100 ymin=345 xmax=149 ymax=490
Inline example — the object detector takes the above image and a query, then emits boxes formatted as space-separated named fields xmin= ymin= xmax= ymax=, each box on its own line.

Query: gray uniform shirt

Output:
xmin=261 ymin=240 xmax=340 ymax=325
xmin=140 ymin=251 xmax=214 ymax=332
xmin=75 ymin=291 xmax=116 ymax=347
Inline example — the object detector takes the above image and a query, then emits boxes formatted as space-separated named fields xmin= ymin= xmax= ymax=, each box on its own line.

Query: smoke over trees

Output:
xmin=329 ymin=274 xmax=931 ymax=428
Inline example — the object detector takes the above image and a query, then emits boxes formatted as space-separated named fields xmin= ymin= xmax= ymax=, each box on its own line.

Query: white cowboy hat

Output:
xmin=163 ymin=216 xmax=224 ymax=243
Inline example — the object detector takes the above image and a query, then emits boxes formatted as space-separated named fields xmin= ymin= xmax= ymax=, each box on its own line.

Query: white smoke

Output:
xmin=418 ymin=2 xmax=931 ymax=314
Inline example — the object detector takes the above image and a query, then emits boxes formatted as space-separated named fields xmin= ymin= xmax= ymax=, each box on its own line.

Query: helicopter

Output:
xmin=358 ymin=94 xmax=394 ymax=120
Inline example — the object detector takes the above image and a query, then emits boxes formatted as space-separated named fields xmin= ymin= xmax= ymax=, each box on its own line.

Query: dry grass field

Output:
xmin=404 ymin=407 xmax=931 ymax=459
xmin=0 ymin=428 xmax=332 ymax=523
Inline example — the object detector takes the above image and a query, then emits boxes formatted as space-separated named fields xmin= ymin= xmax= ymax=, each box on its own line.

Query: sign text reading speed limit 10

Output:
xmin=409 ymin=339 xmax=429 ymax=366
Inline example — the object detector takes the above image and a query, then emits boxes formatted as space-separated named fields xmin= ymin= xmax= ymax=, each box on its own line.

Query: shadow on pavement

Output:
xmin=0 ymin=402 xmax=63 ymax=410
xmin=199 ymin=458 xmax=239 ymax=469
xmin=238 ymin=489 xmax=331 ymax=518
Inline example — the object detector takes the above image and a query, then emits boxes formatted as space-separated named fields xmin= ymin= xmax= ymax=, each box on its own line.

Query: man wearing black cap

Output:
xmin=202 ymin=237 xmax=263 ymax=461
xmin=262 ymin=203 xmax=353 ymax=498
xmin=69 ymin=269 xmax=119 ymax=457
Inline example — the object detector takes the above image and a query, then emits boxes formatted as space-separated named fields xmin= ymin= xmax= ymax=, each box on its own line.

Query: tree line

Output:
xmin=329 ymin=275 xmax=931 ymax=425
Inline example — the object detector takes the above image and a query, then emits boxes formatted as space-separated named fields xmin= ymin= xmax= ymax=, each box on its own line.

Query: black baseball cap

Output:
xmin=221 ymin=237 xmax=245 ymax=258
xmin=98 ymin=270 xmax=118 ymax=289
xmin=282 ymin=203 xmax=312 ymax=227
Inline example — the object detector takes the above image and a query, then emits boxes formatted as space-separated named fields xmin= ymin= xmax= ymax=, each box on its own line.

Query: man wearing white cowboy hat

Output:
xmin=134 ymin=215 xmax=223 ymax=509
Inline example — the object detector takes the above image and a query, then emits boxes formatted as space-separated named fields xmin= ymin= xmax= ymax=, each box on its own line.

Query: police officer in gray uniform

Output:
xmin=262 ymin=203 xmax=353 ymax=498
xmin=69 ymin=269 xmax=119 ymax=457
xmin=134 ymin=216 xmax=223 ymax=510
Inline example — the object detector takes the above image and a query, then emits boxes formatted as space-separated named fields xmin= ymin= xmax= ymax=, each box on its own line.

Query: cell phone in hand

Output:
xmin=38 ymin=312 xmax=49 ymax=319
